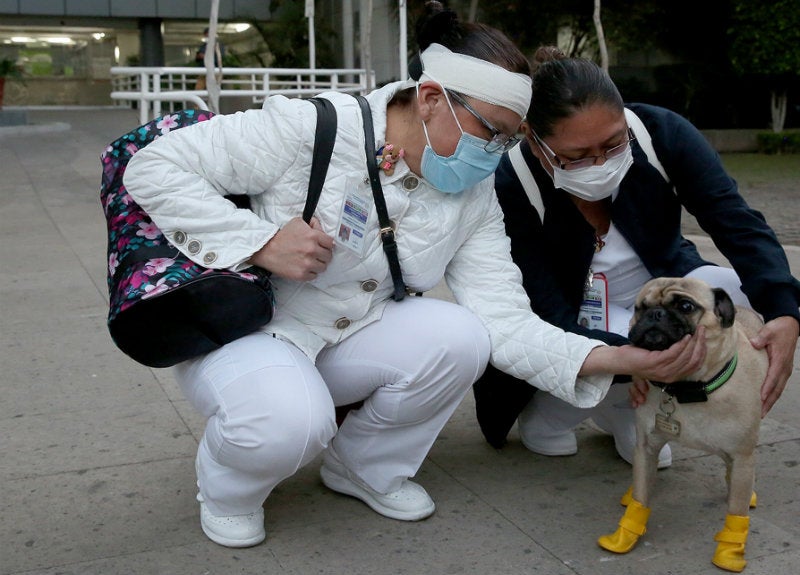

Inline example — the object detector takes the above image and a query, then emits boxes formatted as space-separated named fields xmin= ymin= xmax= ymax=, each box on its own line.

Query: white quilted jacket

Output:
xmin=123 ymin=81 xmax=612 ymax=407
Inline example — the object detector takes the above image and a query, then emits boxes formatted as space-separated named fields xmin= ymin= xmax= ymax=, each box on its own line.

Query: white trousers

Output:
xmin=175 ymin=297 xmax=491 ymax=516
xmin=523 ymin=266 xmax=751 ymax=430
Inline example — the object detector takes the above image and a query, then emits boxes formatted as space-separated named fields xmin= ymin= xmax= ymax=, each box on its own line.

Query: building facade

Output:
xmin=0 ymin=1 xmax=401 ymax=107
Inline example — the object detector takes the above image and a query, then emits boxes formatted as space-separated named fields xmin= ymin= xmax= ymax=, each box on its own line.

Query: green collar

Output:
xmin=652 ymin=353 xmax=738 ymax=404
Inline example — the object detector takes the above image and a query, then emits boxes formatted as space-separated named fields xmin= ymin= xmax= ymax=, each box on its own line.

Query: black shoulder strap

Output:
xmin=304 ymin=97 xmax=338 ymax=222
xmin=354 ymin=95 xmax=406 ymax=302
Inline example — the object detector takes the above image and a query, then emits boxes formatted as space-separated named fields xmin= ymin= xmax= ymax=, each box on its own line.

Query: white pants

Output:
xmin=176 ymin=297 xmax=491 ymax=516
xmin=524 ymin=266 xmax=751 ymax=430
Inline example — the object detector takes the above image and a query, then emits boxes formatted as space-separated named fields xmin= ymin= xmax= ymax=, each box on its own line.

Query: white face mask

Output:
xmin=550 ymin=147 xmax=634 ymax=201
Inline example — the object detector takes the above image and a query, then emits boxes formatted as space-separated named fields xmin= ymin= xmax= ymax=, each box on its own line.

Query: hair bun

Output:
xmin=416 ymin=1 xmax=459 ymax=51
xmin=532 ymin=45 xmax=566 ymax=71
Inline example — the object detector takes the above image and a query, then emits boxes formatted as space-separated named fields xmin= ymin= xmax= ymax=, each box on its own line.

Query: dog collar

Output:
xmin=651 ymin=353 xmax=738 ymax=404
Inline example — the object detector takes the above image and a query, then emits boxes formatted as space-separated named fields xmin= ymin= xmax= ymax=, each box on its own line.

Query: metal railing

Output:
xmin=110 ymin=66 xmax=374 ymax=123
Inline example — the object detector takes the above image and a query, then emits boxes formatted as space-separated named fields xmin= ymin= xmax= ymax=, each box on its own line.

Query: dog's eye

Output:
xmin=676 ymin=299 xmax=696 ymax=314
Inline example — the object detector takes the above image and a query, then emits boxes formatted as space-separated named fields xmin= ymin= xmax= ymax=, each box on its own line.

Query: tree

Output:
xmin=362 ymin=0 xmax=375 ymax=90
xmin=728 ymin=0 xmax=800 ymax=132
xmin=243 ymin=1 xmax=336 ymax=69
xmin=469 ymin=0 xmax=607 ymax=60
xmin=203 ymin=0 xmax=221 ymax=113
xmin=593 ymin=0 xmax=608 ymax=72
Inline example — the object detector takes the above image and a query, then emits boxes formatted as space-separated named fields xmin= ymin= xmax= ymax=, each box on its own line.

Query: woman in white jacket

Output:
xmin=123 ymin=2 xmax=705 ymax=548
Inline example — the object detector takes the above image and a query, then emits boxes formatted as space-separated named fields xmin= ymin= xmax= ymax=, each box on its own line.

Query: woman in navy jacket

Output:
xmin=474 ymin=46 xmax=800 ymax=462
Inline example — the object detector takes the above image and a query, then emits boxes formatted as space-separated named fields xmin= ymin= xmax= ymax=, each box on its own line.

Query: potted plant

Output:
xmin=0 ymin=57 xmax=24 ymax=109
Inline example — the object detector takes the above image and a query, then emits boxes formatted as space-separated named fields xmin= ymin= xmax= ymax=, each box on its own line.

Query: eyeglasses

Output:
xmin=533 ymin=128 xmax=636 ymax=171
xmin=447 ymin=90 xmax=522 ymax=154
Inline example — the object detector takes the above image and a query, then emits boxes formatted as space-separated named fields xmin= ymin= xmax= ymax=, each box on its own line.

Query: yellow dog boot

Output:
xmin=620 ymin=485 xmax=633 ymax=506
xmin=598 ymin=498 xmax=651 ymax=553
xmin=712 ymin=514 xmax=749 ymax=572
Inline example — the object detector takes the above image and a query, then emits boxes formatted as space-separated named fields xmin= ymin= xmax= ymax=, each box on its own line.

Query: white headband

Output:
xmin=418 ymin=43 xmax=532 ymax=118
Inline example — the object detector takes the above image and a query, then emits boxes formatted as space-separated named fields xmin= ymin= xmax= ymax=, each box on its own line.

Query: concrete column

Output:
xmin=138 ymin=18 xmax=164 ymax=66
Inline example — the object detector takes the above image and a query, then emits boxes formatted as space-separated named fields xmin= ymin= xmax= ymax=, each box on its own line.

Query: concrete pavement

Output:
xmin=1 ymin=108 xmax=799 ymax=575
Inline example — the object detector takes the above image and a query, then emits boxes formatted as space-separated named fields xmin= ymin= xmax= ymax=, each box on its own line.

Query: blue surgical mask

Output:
xmin=419 ymin=89 xmax=502 ymax=194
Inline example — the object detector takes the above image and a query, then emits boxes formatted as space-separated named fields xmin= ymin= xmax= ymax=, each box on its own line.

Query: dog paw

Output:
xmin=712 ymin=514 xmax=749 ymax=572
xmin=598 ymin=499 xmax=650 ymax=554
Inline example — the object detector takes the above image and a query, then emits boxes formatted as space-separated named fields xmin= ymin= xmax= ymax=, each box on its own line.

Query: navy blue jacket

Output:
xmin=494 ymin=103 xmax=800 ymax=348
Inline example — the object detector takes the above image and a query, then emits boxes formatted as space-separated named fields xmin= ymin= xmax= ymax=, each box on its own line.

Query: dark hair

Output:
xmin=527 ymin=45 xmax=623 ymax=137
xmin=414 ymin=1 xmax=529 ymax=76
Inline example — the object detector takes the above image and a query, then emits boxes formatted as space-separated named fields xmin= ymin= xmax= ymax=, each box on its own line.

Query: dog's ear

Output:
xmin=712 ymin=288 xmax=736 ymax=328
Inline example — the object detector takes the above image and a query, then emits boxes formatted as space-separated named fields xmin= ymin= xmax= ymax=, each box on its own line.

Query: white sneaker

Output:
xmin=591 ymin=398 xmax=672 ymax=469
xmin=320 ymin=447 xmax=435 ymax=521
xmin=197 ymin=493 xmax=266 ymax=548
xmin=517 ymin=393 xmax=580 ymax=456
xmin=519 ymin=428 xmax=578 ymax=456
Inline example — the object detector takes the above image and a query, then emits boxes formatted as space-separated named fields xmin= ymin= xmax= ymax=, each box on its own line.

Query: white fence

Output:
xmin=110 ymin=66 xmax=374 ymax=124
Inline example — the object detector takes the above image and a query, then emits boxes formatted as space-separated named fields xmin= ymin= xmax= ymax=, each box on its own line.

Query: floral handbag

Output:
xmin=100 ymin=101 xmax=336 ymax=367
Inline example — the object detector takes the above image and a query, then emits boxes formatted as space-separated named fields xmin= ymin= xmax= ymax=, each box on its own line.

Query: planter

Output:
xmin=0 ymin=78 xmax=28 ymax=125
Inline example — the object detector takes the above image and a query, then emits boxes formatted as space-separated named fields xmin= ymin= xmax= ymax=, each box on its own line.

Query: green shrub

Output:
xmin=757 ymin=131 xmax=800 ymax=154
xmin=0 ymin=57 xmax=24 ymax=80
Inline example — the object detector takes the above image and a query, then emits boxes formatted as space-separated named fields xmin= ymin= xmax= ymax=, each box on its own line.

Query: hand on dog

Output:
xmin=623 ymin=325 xmax=707 ymax=382
xmin=628 ymin=376 xmax=649 ymax=408
xmin=750 ymin=315 xmax=799 ymax=417
xmin=582 ymin=326 xmax=706 ymax=381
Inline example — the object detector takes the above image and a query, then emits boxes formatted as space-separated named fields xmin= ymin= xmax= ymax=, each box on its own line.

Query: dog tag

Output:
xmin=655 ymin=413 xmax=681 ymax=436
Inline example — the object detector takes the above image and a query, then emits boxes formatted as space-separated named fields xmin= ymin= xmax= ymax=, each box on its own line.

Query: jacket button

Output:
xmin=360 ymin=279 xmax=378 ymax=292
xmin=187 ymin=240 xmax=202 ymax=255
xmin=402 ymin=175 xmax=419 ymax=191
xmin=202 ymin=252 xmax=217 ymax=265
xmin=172 ymin=231 xmax=187 ymax=245
xmin=363 ymin=176 xmax=370 ymax=185
xmin=334 ymin=317 xmax=351 ymax=330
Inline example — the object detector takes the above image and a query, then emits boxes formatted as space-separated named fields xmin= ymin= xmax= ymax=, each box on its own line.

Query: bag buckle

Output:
xmin=380 ymin=226 xmax=395 ymax=242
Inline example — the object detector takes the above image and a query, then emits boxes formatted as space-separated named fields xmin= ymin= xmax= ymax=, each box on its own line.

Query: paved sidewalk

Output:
xmin=1 ymin=109 xmax=799 ymax=575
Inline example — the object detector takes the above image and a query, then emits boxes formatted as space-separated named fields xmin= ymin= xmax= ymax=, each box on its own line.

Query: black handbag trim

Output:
xmin=305 ymin=97 xmax=337 ymax=222
xmin=354 ymin=95 xmax=407 ymax=302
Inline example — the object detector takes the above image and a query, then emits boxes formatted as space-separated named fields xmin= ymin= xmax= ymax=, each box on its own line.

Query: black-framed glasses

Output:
xmin=447 ymin=90 xmax=522 ymax=154
xmin=533 ymin=128 xmax=636 ymax=171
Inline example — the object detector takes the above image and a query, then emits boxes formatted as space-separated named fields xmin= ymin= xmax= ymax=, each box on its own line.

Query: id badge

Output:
xmin=578 ymin=271 xmax=608 ymax=331
xmin=336 ymin=187 xmax=372 ymax=257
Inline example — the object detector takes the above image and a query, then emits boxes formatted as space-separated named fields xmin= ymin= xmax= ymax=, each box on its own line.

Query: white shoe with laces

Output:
xmin=196 ymin=492 xmax=266 ymax=548
xmin=320 ymin=447 xmax=435 ymax=521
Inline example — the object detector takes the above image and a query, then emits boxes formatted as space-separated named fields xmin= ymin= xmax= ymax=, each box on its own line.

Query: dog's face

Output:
xmin=628 ymin=277 xmax=735 ymax=351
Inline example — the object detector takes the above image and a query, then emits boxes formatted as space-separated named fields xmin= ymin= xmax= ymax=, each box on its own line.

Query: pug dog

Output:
xmin=597 ymin=277 xmax=768 ymax=573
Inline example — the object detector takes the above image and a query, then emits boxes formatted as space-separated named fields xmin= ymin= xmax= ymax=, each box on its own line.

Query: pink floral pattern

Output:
xmin=100 ymin=109 xmax=273 ymax=321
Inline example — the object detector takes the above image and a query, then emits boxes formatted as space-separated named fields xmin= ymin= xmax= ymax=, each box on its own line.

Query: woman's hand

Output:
xmin=581 ymin=326 xmax=707 ymax=382
xmin=628 ymin=376 xmax=650 ymax=408
xmin=249 ymin=216 xmax=334 ymax=281
xmin=750 ymin=315 xmax=799 ymax=417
